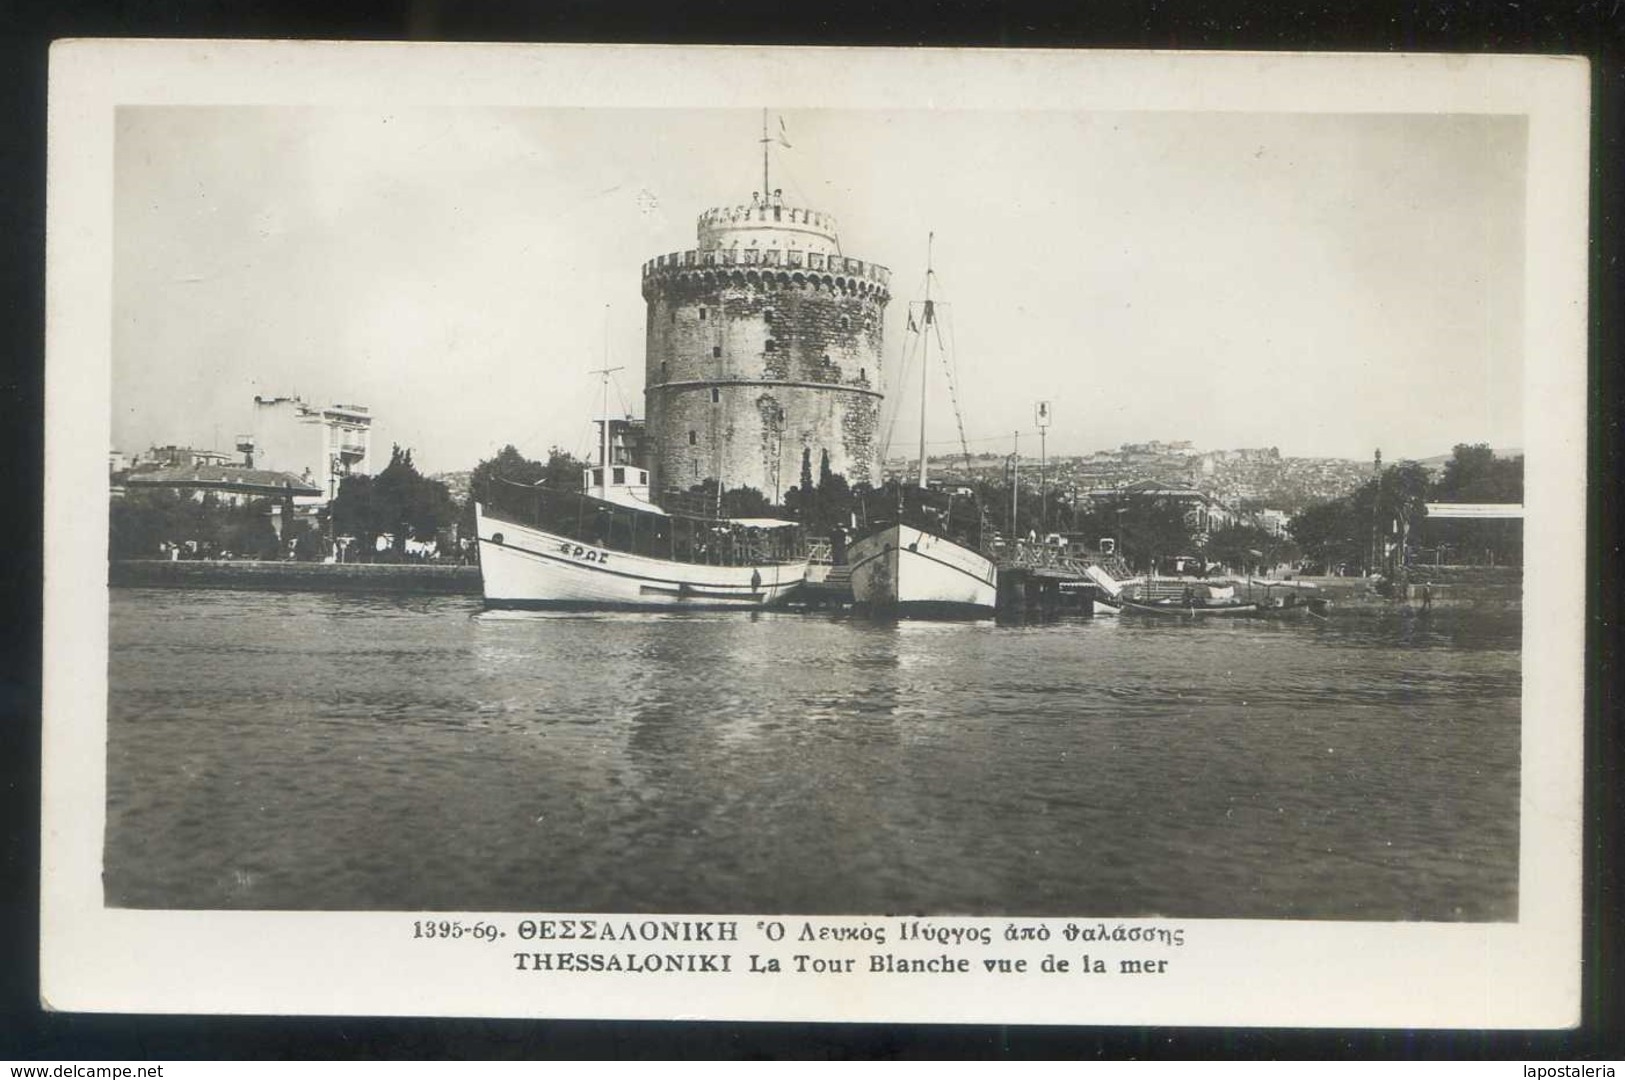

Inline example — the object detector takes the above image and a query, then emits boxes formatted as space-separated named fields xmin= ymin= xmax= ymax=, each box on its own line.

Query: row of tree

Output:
xmin=110 ymin=445 xmax=469 ymax=564
xmin=110 ymin=488 xmax=293 ymax=561
xmin=1288 ymin=444 xmax=1523 ymax=574
xmin=113 ymin=440 xmax=1520 ymax=575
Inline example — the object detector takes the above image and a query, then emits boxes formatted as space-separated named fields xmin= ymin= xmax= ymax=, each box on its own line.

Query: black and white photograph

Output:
xmin=41 ymin=42 xmax=1588 ymax=1027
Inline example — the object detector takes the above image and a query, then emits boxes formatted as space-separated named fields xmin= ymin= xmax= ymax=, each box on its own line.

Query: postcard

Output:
xmin=42 ymin=41 xmax=1588 ymax=1026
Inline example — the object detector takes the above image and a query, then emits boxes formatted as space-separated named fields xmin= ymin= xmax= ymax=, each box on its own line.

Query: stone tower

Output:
xmin=641 ymin=189 xmax=890 ymax=503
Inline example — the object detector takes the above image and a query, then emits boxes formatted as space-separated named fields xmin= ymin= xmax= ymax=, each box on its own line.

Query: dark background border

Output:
xmin=3 ymin=0 xmax=1620 ymax=1060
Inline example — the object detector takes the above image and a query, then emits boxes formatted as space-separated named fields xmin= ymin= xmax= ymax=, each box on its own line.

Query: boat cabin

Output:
xmin=486 ymin=478 xmax=805 ymax=568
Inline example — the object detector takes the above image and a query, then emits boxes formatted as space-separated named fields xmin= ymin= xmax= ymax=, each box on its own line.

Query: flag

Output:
xmin=907 ymin=310 xmax=918 ymax=333
xmin=777 ymin=116 xmax=792 ymax=148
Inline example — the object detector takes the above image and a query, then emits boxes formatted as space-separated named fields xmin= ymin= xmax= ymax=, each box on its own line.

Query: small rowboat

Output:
xmin=1117 ymin=599 xmax=1260 ymax=618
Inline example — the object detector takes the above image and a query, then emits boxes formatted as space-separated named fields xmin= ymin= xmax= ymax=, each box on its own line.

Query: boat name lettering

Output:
xmin=557 ymin=541 xmax=609 ymax=564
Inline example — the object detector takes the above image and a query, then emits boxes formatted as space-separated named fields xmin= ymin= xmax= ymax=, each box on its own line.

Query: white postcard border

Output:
xmin=41 ymin=41 xmax=1590 ymax=1027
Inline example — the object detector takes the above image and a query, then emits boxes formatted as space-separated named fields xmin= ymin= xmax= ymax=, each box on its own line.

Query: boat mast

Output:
xmin=589 ymin=365 xmax=624 ymax=478
xmin=591 ymin=309 xmax=624 ymax=492
xmin=918 ymin=232 xmax=933 ymax=491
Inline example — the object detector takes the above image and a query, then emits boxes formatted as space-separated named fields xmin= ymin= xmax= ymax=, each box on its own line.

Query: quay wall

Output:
xmin=110 ymin=560 xmax=481 ymax=595
xmin=1269 ymin=569 xmax=1522 ymax=611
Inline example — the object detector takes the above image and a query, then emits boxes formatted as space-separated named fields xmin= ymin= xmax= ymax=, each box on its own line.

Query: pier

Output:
xmin=992 ymin=542 xmax=1120 ymax=617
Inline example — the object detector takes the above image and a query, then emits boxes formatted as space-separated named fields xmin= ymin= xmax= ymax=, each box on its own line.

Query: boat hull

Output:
xmin=847 ymin=523 xmax=998 ymax=617
xmin=1118 ymin=600 xmax=1259 ymax=618
xmin=476 ymin=503 xmax=806 ymax=609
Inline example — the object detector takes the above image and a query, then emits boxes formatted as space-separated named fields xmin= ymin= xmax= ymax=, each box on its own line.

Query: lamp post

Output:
xmin=1034 ymin=401 xmax=1051 ymax=537
xmin=1009 ymin=430 xmax=1020 ymax=541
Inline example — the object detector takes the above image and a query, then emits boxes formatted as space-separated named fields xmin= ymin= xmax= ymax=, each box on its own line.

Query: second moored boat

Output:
xmin=847 ymin=235 xmax=998 ymax=618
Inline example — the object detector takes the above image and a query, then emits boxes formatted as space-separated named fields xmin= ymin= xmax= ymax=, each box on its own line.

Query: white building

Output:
xmin=242 ymin=395 xmax=373 ymax=502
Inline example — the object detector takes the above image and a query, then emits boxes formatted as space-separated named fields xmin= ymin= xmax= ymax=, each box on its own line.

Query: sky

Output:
xmin=113 ymin=107 xmax=1526 ymax=475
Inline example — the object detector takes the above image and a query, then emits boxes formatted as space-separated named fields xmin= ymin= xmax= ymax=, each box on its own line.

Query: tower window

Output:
xmin=711 ymin=388 xmax=720 ymax=403
xmin=660 ymin=360 xmax=668 ymax=381
xmin=859 ymin=367 xmax=866 ymax=382
xmin=765 ymin=340 xmax=776 ymax=353
xmin=670 ymin=309 xmax=676 ymax=323
xmin=713 ymin=346 xmax=721 ymax=358
xmin=699 ymin=307 xmax=707 ymax=321
xmin=689 ymin=430 xmax=697 ymax=445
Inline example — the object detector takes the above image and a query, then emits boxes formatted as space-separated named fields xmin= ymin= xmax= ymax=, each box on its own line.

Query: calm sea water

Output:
xmin=105 ymin=588 xmax=1520 ymax=920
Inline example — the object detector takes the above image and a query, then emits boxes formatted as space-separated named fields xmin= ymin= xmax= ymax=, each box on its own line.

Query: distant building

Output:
xmin=244 ymin=396 xmax=373 ymax=502
xmin=143 ymin=445 xmax=233 ymax=470
xmin=122 ymin=464 xmax=322 ymax=542
xmin=1087 ymin=479 xmax=1240 ymax=534
xmin=1258 ymin=508 xmax=1290 ymax=536
xmin=124 ymin=463 xmax=320 ymax=504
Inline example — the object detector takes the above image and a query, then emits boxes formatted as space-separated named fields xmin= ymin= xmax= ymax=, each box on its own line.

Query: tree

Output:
xmin=472 ymin=444 xmax=552 ymax=492
xmin=1289 ymin=460 xmax=1431 ymax=576
xmin=1425 ymin=444 xmax=1524 ymax=566
xmin=814 ymin=457 xmax=854 ymax=530
xmin=461 ymin=444 xmax=587 ymax=541
xmin=1200 ymin=522 xmax=1301 ymax=577
xmin=213 ymin=498 xmax=282 ymax=559
xmin=1202 ymin=522 xmax=1269 ymax=576
xmin=981 ymin=475 xmax=1046 ymax=541
xmin=283 ymin=517 xmax=325 ymax=562
xmin=784 ymin=447 xmax=817 ymax=522
xmin=1289 ymin=497 xmax=1362 ymax=575
xmin=687 ymin=480 xmax=772 ymax=519
xmin=110 ymin=487 xmax=192 ymax=559
xmin=1089 ymin=496 xmax=1194 ymax=573
xmin=330 ymin=473 xmax=378 ymax=550
xmin=1434 ymin=443 xmax=1523 ymax=504
xmin=332 ymin=444 xmax=458 ymax=559
xmin=1376 ymin=461 xmax=1431 ymax=575
xmin=109 ymin=488 xmax=283 ymax=560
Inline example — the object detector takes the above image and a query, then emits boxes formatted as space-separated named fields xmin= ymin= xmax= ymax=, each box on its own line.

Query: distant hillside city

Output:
xmin=886 ymin=441 xmax=1381 ymax=517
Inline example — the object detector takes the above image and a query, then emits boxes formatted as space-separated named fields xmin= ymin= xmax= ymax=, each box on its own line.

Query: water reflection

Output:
xmin=106 ymin=590 xmax=1520 ymax=919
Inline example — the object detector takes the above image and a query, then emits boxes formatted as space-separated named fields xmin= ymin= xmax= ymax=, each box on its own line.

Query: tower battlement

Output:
xmin=642 ymin=249 xmax=891 ymax=298
xmin=698 ymin=200 xmax=840 ymax=250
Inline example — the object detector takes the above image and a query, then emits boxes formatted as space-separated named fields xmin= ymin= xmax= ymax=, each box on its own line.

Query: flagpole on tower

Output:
xmin=761 ymin=108 xmax=771 ymax=199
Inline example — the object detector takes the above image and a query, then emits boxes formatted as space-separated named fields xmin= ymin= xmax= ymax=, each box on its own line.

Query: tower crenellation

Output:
xmin=643 ymin=188 xmax=889 ymax=502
